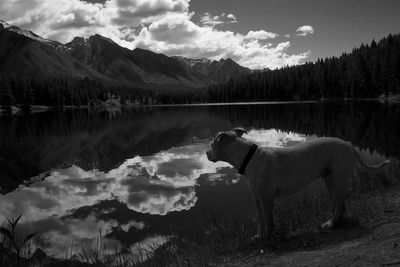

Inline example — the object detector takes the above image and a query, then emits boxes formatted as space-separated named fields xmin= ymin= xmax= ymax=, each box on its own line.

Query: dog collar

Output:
xmin=239 ymin=143 xmax=258 ymax=175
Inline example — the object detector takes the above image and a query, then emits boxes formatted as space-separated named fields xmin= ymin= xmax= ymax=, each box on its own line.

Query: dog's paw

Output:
xmin=321 ymin=220 xmax=334 ymax=229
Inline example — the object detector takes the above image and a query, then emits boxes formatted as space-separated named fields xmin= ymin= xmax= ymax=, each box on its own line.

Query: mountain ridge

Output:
xmin=0 ymin=20 xmax=251 ymax=89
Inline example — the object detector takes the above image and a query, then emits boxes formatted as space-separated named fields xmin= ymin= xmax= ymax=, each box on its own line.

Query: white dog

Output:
xmin=206 ymin=128 xmax=390 ymax=239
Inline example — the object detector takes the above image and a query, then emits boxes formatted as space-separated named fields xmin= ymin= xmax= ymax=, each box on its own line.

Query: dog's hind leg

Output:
xmin=261 ymin=195 xmax=275 ymax=239
xmin=322 ymin=175 xmax=336 ymax=215
xmin=321 ymin=170 xmax=350 ymax=229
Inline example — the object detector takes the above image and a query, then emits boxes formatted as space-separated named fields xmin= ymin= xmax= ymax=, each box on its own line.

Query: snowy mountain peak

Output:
xmin=173 ymin=56 xmax=212 ymax=67
xmin=0 ymin=20 xmax=60 ymax=46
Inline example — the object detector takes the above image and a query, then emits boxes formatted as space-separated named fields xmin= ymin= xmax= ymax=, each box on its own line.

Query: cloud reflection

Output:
xmin=245 ymin=128 xmax=309 ymax=147
xmin=121 ymin=174 xmax=197 ymax=215
xmin=0 ymin=128 xmax=311 ymax=258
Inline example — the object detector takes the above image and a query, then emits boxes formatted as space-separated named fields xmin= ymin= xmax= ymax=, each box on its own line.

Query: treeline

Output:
xmin=208 ymin=34 xmax=400 ymax=102
xmin=0 ymin=75 xmax=206 ymax=113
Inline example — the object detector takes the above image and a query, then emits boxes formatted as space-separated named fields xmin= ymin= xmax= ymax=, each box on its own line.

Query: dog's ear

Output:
xmin=214 ymin=132 xmax=223 ymax=143
xmin=233 ymin=127 xmax=247 ymax=137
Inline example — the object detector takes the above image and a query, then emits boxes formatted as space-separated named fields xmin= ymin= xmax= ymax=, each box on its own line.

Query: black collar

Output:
xmin=238 ymin=143 xmax=258 ymax=175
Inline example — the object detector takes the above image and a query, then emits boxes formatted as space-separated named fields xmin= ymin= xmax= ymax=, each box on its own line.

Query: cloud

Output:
xmin=200 ymin=12 xmax=237 ymax=27
xmin=226 ymin=13 xmax=236 ymax=20
xmin=245 ymin=30 xmax=278 ymax=40
xmin=133 ymin=13 xmax=310 ymax=69
xmin=0 ymin=0 xmax=311 ymax=69
xmin=296 ymin=25 xmax=314 ymax=36
xmin=82 ymin=0 xmax=108 ymax=3
xmin=145 ymin=13 xmax=199 ymax=43
xmin=112 ymin=0 xmax=189 ymax=25
xmin=244 ymin=129 xmax=313 ymax=147
xmin=122 ymin=176 xmax=197 ymax=215
xmin=0 ymin=0 xmax=189 ymax=43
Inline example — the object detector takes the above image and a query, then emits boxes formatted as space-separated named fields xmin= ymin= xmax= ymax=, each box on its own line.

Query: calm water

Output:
xmin=0 ymin=101 xmax=399 ymax=257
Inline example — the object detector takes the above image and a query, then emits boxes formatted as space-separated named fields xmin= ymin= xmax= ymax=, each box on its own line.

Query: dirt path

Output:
xmin=219 ymin=190 xmax=400 ymax=267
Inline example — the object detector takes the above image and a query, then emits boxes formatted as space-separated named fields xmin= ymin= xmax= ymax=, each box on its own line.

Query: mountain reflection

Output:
xmin=0 ymin=128 xmax=309 ymax=257
xmin=2 ymin=102 xmax=400 ymax=194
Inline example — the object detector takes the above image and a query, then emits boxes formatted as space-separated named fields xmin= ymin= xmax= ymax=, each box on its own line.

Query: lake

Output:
xmin=0 ymin=101 xmax=399 ymax=258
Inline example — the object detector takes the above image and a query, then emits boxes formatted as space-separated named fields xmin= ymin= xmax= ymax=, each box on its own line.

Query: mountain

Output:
xmin=174 ymin=56 xmax=251 ymax=84
xmin=0 ymin=20 xmax=251 ymax=88
xmin=0 ymin=20 xmax=111 ymax=81
xmin=65 ymin=35 xmax=197 ymax=87
xmin=0 ymin=20 xmax=61 ymax=47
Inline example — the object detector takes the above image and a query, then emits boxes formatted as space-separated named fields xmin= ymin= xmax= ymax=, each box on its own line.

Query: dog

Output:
xmin=206 ymin=127 xmax=390 ymax=239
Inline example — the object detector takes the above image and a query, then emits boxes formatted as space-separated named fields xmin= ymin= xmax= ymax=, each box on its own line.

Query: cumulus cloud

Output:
xmin=296 ymin=25 xmax=314 ymax=36
xmin=200 ymin=12 xmax=237 ymax=27
xmin=0 ymin=0 xmax=311 ymax=69
xmin=226 ymin=13 xmax=236 ymax=20
xmin=132 ymin=13 xmax=310 ymax=69
xmin=122 ymin=176 xmax=197 ymax=215
xmin=245 ymin=30 xmax=278 ymax=40
xmin=112 ymin=0 xmax=190 ymax=25
xmin=245 ymin=129 xmax=313 ymax=148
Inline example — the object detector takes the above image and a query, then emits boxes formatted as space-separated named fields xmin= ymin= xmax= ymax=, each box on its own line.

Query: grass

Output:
xmin=0 ymin=148 xmax=399 ymax=266
xmin=0 ymin=215 xmax=38 ymax=267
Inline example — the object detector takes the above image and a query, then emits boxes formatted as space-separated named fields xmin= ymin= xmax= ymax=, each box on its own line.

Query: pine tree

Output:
xmin=0 ymin=82 xmax=14 ymax=114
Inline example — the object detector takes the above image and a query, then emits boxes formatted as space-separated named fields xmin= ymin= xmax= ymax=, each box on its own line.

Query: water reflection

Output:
xmin=246 ymin=129 xmax=308 ymax=147
xmin=0 ymin=101 xmax=399 ymax=258
xmin=2 ymin=102 xmax=400 ymax=194
xmin=0 ymin=128 xmax=310 ymax=258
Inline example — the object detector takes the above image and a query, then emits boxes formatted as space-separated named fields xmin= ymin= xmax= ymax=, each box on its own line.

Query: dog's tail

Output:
xmin=351 ymin=147 xmax=390 ymax=170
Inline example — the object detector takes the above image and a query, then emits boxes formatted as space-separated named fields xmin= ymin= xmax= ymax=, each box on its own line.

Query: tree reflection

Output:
xmin=1 ymin=101 xmax=399 ymax=194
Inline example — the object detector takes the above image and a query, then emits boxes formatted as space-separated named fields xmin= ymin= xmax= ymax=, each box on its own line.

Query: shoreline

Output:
xmin=0 ymin=98 xmax=389 ymax=116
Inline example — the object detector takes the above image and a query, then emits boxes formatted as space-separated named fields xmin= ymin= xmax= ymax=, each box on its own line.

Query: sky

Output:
xmin=0 ymin=0 xmax=399 ymax=69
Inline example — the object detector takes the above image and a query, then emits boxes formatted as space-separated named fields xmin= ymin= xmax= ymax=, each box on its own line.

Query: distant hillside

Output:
xmin=208 ymin=33 xmax=400 ymax=102
xmin=0 ymin=20 xmax=250 ymax=89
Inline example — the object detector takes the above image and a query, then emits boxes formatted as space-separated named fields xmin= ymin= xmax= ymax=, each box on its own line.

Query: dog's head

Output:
xmin=206 ymin=127 xmax=247 ymax=162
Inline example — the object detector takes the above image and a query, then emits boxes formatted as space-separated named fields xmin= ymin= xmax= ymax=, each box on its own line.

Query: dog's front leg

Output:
xmin=252 ymin=195 xmax=265 ymax=239
xmin=261 ymin=195 xmax=274 ymax=239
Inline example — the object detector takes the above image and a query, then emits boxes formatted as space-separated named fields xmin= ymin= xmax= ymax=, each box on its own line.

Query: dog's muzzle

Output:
xmin=206 ymin=150 xmax=216 ymax=162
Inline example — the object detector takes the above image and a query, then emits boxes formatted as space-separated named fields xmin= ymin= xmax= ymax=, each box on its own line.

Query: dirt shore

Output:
xmin=218 ymin=189 xmax=400 ymax=267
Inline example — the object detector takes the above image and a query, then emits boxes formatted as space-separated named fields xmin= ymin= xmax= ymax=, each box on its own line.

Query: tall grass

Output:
xmin=0 ymin=215 xmax=38 ymax=267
